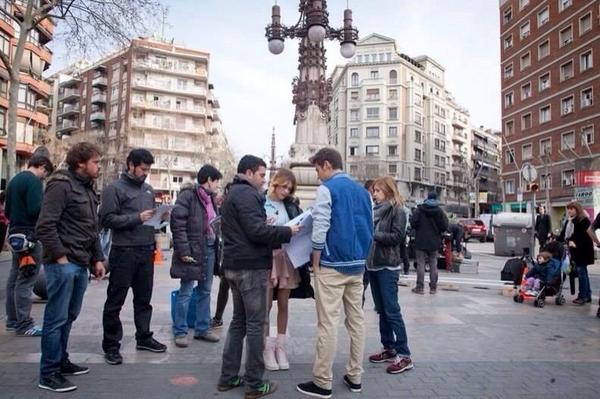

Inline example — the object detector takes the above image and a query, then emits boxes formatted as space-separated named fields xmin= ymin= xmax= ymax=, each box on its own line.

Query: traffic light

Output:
xmin=530 ymin=183 xmax=539 ymax=192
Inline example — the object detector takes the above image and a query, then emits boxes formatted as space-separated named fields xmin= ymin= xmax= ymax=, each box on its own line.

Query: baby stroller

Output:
xmin=513 ymin=250 xmax=567 ymax=308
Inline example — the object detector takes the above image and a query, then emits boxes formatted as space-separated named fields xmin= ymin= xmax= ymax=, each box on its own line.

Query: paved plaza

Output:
xmin=0 ymin=243 xmax=599 ymax=398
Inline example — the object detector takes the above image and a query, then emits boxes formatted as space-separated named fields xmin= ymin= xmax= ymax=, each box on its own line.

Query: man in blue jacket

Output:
xmin=297 ymin=148 xmax=373 ymax=398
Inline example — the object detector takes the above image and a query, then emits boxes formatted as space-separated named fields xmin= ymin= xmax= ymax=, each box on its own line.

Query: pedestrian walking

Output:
xmin=99 ymin=149 xmax=168 ymax=365
xmin=170 ymin=164 xmax=223 ymax=347
xmin=296 ymin=148 xmax=373 ymax=398
xmin=263 ymin=168 xmax=302 ymax=371
xmin=217 ymin=155 xmax=300 ymax=399
xmin=409 ymin=192 xmax=449 ymax=295
xmin=4 ymin=154 xmax=53 ymax=336
xmin=36 ymin=142 xmax=106 ymax=392
xmin=535 ymin=205 xmax=552 ymax=251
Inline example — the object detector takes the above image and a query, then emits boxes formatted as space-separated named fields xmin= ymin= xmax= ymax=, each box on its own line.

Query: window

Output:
xmin=505 ymin=180 xmax=515 ymax=195
xmin=504 ymin=92 xmax=514 ymax=108
xmin=560 ymin=61 xmax=573 ymax=81
xmin=388 ymin=145 xmax=398 ymax=156
xmin=350 ymin=91 xmax=359 ymax=101
xmin=414 ymin=149 xmax=422 ymax=161
xmin=388 ymin=164 xmax=397 ymax=175
xmin=505 ymin=120 xmax=514 ymax=136
xmin=581 ymin=88 xmax=593 ymax=108
xmin=366 ymin=126 xmax=380 ymax=137
xmin=388 ymin=126 xmax=397 ymax=137
xmin=580 ymin=13 xmax=592 ymax=35
xmin=521 ymin=83 xmax=532 ymax=100
xmin=0 ymin=108 xmax=5 ymax=135
xmin=370 ymin=70 xmax=379 ymax=79
xmin=504 ymin=35 xmax=513 ymax=50
xmin=366 ymin=107 xmax=379 ymax=119
xmin=350 ymin=127 xmax=359 ymax=137
xmin=561 ymin=96 xmax=574 ymax=115
xmin=520 ymin=52 xmax=531 ymax=70
xmin=538 ymin=40 xmax=549 ymax=59
xmin=522 ymin=113 xmax=532 ymax=129
xmin=389 ymin=89 xmax=398 ymax=99
xmin=520 ymin=21 xmax=530 ymax=39
xmin=559 ymin=26 xmax=573 ymax=47
xmin=414 ymin=167 xmax=422 ymax=181
xmin=415 ymin=130 xmax=422 ymax=143
xmin=503 ymin=7 xmax=512 ymax=24
xmin=541 ymin=174 xmax=552 ymax=190
xmin=561 ymin=131 xmax=575 ymax=149
xmin=350 ymin=108 xmax=360 ymax=121
xmin=388 ymin=107 xmax=398 ymax=120
xmin=539 ymin=105 xmax=551 ymax=123
xmin=386 ymin=53 xmax=392 ymax=61
xmin=582 ymin=126 xmax=594 ymax=145
xmin=505 ymin=149 xmax=515 ymax=165
xmin=351 ymin=72 xmax=359 ymax=86
xmin=350 ymin=164 xmax=358 ymax=174
xmin=562 ymin=169 xmax=575 ymax=187
xmin=540 ymin=138 xmax=552 ymax=155
xmin=366 ymin=145 xmax=379 ymax=156
xmin=538 ymin=7 xmax=549 ymax=27
xmin=580 ymin=50 xmax=592 ymax=71
xmin=559 ymin=0 xmax=572 ymax=12
xmin=349 ymin=146 xmax=358 ymax=156
xmin=434 ymin=138 xmax=446 ymax=151
xmin=389 ymin=70 xmax=397 ymax=84
xmin=366 ymin=88 xmax=380 ymax=101
xmin=539 ymin=72 xmax=550 ymax=91
xmin=0 ymin=33 xmax=9 ymax=55
xmin=504 ymin=64 xmax=513 ymax=79
xmin=522 ymin=144 xmax=533 ymax=160
xmin=519 ymin=0 xmax=529 ymax=10
xmin=415 ymin=112 xmax=422 ymax=126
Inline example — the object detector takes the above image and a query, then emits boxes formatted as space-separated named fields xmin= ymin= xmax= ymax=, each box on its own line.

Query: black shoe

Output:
xmin=296 ymin=381 xmax=332 ymax=399
xmin=104 ymin=351 xmax=123 ymax=365
xmin=136 ymin=337 xmax=167 ymax=353
xmin=60 ymin=359 xmax=89 ymax=376
xmin=597 ymin=307 xmax=600 ymax=318
xmin=39 ymin=373 xmax=77 ymax=392
xmin=343 ymin=375 xmax=362 ymax=393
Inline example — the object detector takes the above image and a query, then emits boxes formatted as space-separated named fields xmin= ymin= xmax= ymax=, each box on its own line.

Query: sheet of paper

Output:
xmin=143 ymin=204 xmax=174 ymax=229
xmin=284 ymin=211 xmax=313 ymax=268
xmin=285 ymin=209 xmax=312 ymax=227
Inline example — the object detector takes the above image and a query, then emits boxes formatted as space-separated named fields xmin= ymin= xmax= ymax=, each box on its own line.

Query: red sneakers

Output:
xmin=386 ymin=356 xmax=414 ymax=374
xmin=368 ymin=349 xmax=397 ymax=363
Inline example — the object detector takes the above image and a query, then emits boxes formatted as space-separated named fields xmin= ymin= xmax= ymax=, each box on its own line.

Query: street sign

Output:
xmin=521 ymin=162 xmax=538 ymax=183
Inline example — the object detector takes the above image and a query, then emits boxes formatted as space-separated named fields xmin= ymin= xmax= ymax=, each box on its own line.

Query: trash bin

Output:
xmin=492 ymin=212 xmax=533 ymax=257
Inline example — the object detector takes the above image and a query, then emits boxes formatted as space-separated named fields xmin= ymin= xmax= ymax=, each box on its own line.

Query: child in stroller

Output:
xmin=514 ymin=250 xmax=565 ymax=308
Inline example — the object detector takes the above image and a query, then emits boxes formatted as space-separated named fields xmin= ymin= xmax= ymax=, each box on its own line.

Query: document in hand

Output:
xmin=284 ymin=210 xmax=313 ymax=268
xmin=143 ymin=204 xmax=174 ymax=229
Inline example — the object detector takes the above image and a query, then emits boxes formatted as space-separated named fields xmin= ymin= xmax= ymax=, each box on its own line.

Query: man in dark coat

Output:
xmin=217 ymin=155 xmax=300 ymax=398
xmin=409 ymin=192 xmax=449 ymax=295
xmin=535 ymin=205 xmax=552 ymax=250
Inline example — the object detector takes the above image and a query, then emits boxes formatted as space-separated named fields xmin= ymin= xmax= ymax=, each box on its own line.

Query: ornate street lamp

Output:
xmin=265 ymin=1 xmax=358 ymax=203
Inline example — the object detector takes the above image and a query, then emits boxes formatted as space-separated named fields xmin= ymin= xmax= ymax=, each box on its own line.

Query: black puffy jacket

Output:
xmin=410 ymin=200 xmax=449 ymax=252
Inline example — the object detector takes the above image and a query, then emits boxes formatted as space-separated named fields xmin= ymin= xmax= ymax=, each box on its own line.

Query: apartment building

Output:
xmin=500 ymin=0 xmax=599 ymax=223
xmin=0 ymin=0 xmax=54 ymax=188
xmin=49 ymin=37 xmax=235 ymax=199
xmin=330 ymin=33 xmax=501 ymax=215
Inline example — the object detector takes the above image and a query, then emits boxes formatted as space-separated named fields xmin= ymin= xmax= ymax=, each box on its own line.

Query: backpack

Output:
xmin=501 ymin=258 xmax=525 ymax=285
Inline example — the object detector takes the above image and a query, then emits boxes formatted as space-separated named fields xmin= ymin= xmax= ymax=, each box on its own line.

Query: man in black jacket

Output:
xmin=217 ymin=155 xmax=300 ymax=398
xmin=36 ymin=142 xmax=106 ymax=393
xmin=409 ymin=192 xmax=449 ymax=295
xmin=535 ymin=205 xmax=552 ymax=250
xmin=99 ymin=149 xmax=168 ymax=365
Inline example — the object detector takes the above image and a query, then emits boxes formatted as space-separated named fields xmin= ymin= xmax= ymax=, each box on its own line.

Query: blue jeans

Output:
xmin=172 ymin=245 xmax=215 ymax=337
xmin=40 ymin=263 xmax=88 ymax=377
xmin=368 ymin=269 xmax=411 ymax=357
xmin=576 ymin=264 xmax=591 ymax=300
xmin=219 ymin=268 xmax=269 ymax=390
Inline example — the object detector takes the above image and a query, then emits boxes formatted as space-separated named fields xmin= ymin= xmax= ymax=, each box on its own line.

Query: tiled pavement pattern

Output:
xmin=0 ymin=243 xmax=599 ymax=398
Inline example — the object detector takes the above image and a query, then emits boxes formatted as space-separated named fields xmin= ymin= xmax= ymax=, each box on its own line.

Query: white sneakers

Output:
xmin=263 ymin=335 xmax=289 ymax=371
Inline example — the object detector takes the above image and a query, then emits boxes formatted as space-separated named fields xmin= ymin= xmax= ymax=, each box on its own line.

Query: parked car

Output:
xmin=458 ymin=218 xmax=487 ymax=242
xmin=479 ymin=213 xmax=495 ymax=242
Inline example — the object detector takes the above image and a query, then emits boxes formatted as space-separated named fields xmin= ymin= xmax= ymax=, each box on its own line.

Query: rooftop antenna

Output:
xmin=270 ymin=126 xmax=277 ymax=174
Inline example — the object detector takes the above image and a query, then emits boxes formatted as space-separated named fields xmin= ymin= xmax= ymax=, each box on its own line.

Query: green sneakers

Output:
xmin=245 ymin=381 xmax=278 ymax=399
xmin=217 ymin=376 xmax=244 ymax=392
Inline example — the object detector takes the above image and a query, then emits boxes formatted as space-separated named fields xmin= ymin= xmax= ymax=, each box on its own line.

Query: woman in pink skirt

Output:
xmin=263 ymin=168 xmax=302 ymax=371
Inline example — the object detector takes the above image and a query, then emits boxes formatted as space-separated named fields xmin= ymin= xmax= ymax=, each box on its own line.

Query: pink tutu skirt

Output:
xmin=269 ymin=249 xmax=300 ymax=289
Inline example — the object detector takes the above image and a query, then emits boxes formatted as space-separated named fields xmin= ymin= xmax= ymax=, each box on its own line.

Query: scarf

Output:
xmin=197 ymin=186 xmax=216 ymax=240
xmin=564 ymin=217 xmax=575 ymax=240
xmin=373 ymin=201 xmax=392 ymax=230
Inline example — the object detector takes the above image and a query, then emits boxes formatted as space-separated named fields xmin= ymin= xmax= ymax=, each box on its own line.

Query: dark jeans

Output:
xmin=576 ymin=264 xmax=591 ymax=300
xmin=40 ymin=263 xmax=88 ymax=377
xmin=416 ymin=249 xmax=438 ymax=290
xmin=219 ymin=269 xmax=269 ymax=390
xmin=214 ymin=276 xmax=230 ymax=321
xmin=5 ymin=242 xmax=42 ymax=332
xmin=102 ymin=245 xmax=155 ymax=352
xmin=368 ymin=269 xmax=410 ymax=357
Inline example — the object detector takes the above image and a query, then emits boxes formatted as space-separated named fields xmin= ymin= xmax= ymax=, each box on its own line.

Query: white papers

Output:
xmin=143 ymin=204 xmax=174 ymax=229
xmin=284 ymin=210 xmax=313 ymax=268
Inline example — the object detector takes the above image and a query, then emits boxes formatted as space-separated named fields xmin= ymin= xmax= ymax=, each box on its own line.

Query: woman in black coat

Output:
xmin=558 ymin=201 xmax=594 ymax=305
xmin=366 ymin=176 xmax=413 ymax=375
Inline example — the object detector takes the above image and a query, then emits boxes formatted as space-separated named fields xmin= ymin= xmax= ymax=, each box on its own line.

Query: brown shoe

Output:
xmin=368 ymin=348 xmax=397 ymax=363
xmin=430 ymin=288 xmax=437 ymax=295
xmin=411 ymin=287 xmax=424 ymax=295
xmin=245 ymin=381 xmax=277 ymax=399
xmin=386 ymin=356 xmax=414 ymax=374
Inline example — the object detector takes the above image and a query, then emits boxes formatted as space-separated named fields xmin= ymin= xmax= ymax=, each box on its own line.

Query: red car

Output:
xmin=458 ymin=219 xmax=487 ymax=243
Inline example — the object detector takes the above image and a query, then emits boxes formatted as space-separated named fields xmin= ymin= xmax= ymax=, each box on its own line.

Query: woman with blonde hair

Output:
xmin=558 ymin=201 xmax=594 ymax=305
xmin=263 ymin=168 xmax=302 ymax=370
xmin=366 ymin=176 xmax=413 ymax=375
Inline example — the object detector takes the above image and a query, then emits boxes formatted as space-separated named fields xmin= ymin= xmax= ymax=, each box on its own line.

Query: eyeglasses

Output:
xmin=277 ymin=184 xmax=292 ymax=191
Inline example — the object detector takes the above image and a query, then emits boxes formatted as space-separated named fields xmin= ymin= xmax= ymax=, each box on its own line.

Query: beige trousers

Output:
xmin=312 ymin=266 xmax=365 ymax=390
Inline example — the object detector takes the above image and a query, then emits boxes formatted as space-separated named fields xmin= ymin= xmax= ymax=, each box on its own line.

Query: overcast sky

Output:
xmin=49 ymin=0 xmax=501 ymax=163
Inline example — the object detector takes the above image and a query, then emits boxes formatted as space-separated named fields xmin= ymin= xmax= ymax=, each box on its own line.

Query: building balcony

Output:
xmin=452 ymin=131 xmax=467 ymax=144
xmin=133 ymin=59 xmax=208 ymax=79
xmin=91 ymin=93 xmax=107 ymax=104
xmin=92 ymin=76 xmax=108 ymax=87
xmin=59 ymin=76 xmax=81 ymax=88
xmin=57 ymin=119 xmax=78 ymax=133
xmin=211 ymin=121 xmax=222 ymax=135
xmin=130 ymin=119 xmax=206 ymax=135
xmin=58 ymin=103 xmax=80 ymax=118
xmin=131 ymin=100 xmax=207 ymax=116
xmin=452 ymin=163 xmax=463 ymax=173
xmin=132 ymin=79 xmax=207 ymax=98
xmin=58 ymin=88 xmax=80 ymax=102
xmin=90 ymin=111 xmax=106 ymax=121
xmin=21 ymin=74 xmax=51 ymax=97
xmin=452 ymin=116 xmax=468 ymax=128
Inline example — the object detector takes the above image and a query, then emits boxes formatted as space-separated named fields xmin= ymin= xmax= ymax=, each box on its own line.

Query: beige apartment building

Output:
xmin=48 ymin=37 xmax=235 ymax=200
xmin=330 ymin=33 xmax=501 ymax=215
